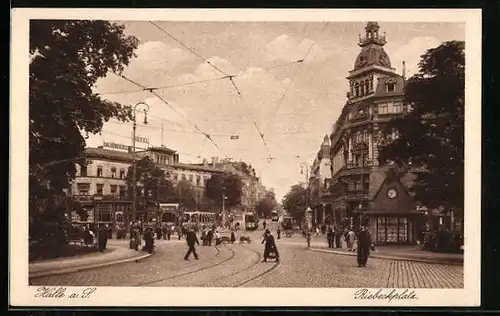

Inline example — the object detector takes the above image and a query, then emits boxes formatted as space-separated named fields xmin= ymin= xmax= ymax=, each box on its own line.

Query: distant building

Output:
xmin=326 ymin=21 xmax=422 ymax=245
xmin=308 ymin=135 xmax=333 ymax=226
xmin=70 ymin=146 xmax=226 ymax=226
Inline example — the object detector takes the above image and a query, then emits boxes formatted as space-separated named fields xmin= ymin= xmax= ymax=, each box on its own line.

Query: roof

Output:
xmin=148 ymin=146 xmax=177 ymax=154
xmin=85 ymin=147 xmax=133 ymax=162
xmin=354 ymin=44 xmax=392 ymax=71
xmin=374 ymin=75 xmax=405 ymax=98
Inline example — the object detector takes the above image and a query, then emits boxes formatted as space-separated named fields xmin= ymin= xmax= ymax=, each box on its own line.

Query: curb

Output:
xmin=308 ymin=248 xmax=463 ymax=266
xmin=29 ymin=252 xmax=153 ymax=280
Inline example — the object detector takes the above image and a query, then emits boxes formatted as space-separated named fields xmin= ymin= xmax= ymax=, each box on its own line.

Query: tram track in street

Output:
xmin=133 ymin=243 xmax=235 ymax=286
xmin=232 ymin=244 xmax=280 ymax=287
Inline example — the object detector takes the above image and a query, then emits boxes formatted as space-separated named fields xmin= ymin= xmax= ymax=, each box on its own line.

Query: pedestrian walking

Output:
xmin=207 ymin=229 xmax=214 ymax=246
xmin=201 ymin=228 xmax=207 ymax=246
xmin=334 ymin=226 xmax=342 ymax=248
xmin=261 ymin=229 xmax=279 ymax=262
xmin=326 ymin=227 xmax=334 ymax=248
xmin=306 ymin=231 xmax=311 ymax=248
xmin=214 ymin=230 xmax=221 ymax=246
xmin=277 ymin=227 xmax=281 ymax=239
xmin=143 ymin=227 xmax=155 ymax=253
xmin=184 ymin=227 xmax=200 ymax=261
xmin=347 ymin=228 xmax=357 ymax=251
xmin=356 ymin=225 xmax=372 ymax=267
xmin=263 ymin=221 xmax=267 ymax=230
xmin=230 ymin=230 xmax=236 ymax=244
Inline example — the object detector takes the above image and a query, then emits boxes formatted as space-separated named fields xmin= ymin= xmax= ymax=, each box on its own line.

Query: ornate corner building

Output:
xmin=320 ymin=21 xmax=422 ymax=245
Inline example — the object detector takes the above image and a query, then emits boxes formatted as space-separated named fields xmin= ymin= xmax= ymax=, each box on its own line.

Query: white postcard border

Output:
xmin=10 ymin=8 xmax=482 ymax=307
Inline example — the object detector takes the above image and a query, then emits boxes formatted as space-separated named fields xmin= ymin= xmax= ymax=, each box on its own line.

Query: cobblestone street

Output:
xmin=30 ymin=232 xmax=463 ymax=288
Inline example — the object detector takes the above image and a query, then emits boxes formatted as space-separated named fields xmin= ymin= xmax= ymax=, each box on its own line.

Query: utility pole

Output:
xmin=132 ymin=102 xmax=150 ymax=225
xmin=161 ymin=121 xmax=164 ymax=146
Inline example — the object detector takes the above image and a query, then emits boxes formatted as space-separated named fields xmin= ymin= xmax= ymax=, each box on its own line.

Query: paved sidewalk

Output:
xmin=29 ymin=239 xmax=152 ymax=279
xmin=307 ymin=238 xmax=463 ymax=265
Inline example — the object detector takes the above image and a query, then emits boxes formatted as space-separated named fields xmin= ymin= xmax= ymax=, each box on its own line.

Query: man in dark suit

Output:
xmin=184 ymin=227 xmax=200 ymax=261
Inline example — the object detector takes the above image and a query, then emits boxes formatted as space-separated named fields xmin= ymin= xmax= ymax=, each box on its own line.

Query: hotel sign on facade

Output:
xmin=103 ymin=136 xmax=149 ymax=151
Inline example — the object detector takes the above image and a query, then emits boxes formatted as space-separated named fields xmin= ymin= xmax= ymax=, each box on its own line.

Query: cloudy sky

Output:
xmin=88 ymin=21 xmax=464 ymax=201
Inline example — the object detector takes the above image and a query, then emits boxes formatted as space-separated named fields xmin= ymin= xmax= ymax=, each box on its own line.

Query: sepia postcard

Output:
xmin=10 ymin=8 xmax=481 ymax=307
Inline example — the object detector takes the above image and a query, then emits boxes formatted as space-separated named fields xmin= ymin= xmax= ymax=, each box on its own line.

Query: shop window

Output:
xmin=120 ymin=169 xmax=125 ymax=179
xmin=393 ymin=102 xmax=403 ymax=113
xmin=96 ymin=184 xmax=104 ymax=196
xmin=97 ymin=166 xmax=103 ymax=177
xmin=97 ymin=204 xmax=112 ymax=222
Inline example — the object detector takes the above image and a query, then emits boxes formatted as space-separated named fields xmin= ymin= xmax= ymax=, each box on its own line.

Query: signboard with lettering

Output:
xmin=135 ymin=136 xmax=149 ymax=144
xmin=103 ymin=142 xmax=130 ymax=151
xmin=159 ymin=203 xmax=179 ymax=213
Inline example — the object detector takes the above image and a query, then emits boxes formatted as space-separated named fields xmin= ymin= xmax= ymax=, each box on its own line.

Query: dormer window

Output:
xmin=386 ymin=81 xmax=395 ymax=92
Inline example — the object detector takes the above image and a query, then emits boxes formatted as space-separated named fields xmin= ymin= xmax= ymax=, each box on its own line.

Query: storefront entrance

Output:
xmin=375 ymin=216 xmax=414 ymax=244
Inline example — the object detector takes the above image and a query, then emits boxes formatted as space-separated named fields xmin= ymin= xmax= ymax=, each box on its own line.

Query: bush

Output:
xmin=423 ymin=229 xmax=462 ymax=253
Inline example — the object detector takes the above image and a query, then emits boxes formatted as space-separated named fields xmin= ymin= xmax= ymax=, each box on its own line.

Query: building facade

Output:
xmin=326 ymin=21 xmax=421 ymax=245
xmin=308 ymin=135 xmax=334 ymax=226
xmin=70 ymin=146 xmax=227 ymax=227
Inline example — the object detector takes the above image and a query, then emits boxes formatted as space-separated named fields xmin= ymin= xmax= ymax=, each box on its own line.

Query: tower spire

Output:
xmin=358 ymin=21 xmax=387 ymax=47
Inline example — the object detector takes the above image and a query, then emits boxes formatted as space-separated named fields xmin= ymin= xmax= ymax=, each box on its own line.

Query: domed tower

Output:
xmin=327 ymin=22 xmax=411 ymax=244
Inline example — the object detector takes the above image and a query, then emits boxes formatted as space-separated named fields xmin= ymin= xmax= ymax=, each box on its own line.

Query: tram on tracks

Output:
xmin=271 ymin=210 xmax=279 ymax=222
xmin=183 ymin=211 xmax=217 ymax=227
xmin=244 ymin=212 xmax=258 ymax=231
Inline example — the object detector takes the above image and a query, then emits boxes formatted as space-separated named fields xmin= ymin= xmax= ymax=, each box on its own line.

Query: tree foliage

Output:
xmin=255 ymin=190 xmax=278 ymax=218
xmin=379 ymin=41 xmax=465 ymax=212
xmin=282 ymin=184 xmax=308 ymax=222
xmin=175 ymin=180 xmax=198 ymax=210
xmin=126 ymin=156 xmax=176 ymax=203
xmin=29 ymin=20 xmax=138 ymax=198
xmin=205 ymin=173 xmax=244 ymax=209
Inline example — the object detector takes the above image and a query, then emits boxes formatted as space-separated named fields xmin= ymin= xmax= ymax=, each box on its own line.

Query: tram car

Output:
xmin=183 ymin=211 xmax=217 ymax=227
xmin=271 ymin=210 xmax=279 ymax=222
xmin=244 ymin=212 xmax=258 ymax=231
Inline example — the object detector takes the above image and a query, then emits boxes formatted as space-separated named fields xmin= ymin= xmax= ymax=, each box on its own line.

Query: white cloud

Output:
xmin=264 ymin=34 xmax=328 ymax=63
xmin=390 ymin=36 xmax=442 ymax=77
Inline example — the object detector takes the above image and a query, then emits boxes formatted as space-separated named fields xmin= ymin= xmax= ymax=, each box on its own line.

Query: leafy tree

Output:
xmin=126 ymin=156 xmax=176 ymax=205
xmin=282 ymin=184 xmax=308 ymax=222
xmin=175 ymin=180 xmax=198 ymax=210
xmin=29 ymin=20 xmax=139 ymax=244
xmin=255 ymin=190 xmax=278 ymax=218
xmin=205 ymin=173 xmax=244 ymax=209
xmin=379 ymin=41 xmax=465 ymax=213
xmin=30 ymin=20 xmax=138 ymax=196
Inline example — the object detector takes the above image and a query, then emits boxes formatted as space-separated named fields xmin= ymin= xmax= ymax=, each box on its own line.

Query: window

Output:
xmin=360 ymin=81 xmax=365 ymax=95
xmin=364 ymin=80 xmax=370 ymax=94
xmin=97 ymin=204 xmax=112 ymax=222
xmin=111 ymin=167 xmax=116 ymax=178
xmin=196 ymin=176 xmax=201 ymax=186
xmin=110 ymin=185 xmax=117 ymax=195
xmin=120 ymin=169 xmax=125 ymax=179
xmin=97 ymin=166 xmax=103 ymax=177
xmin=189 ymin=174 xmax=194 ymax=182
xmin=354 ymin=83 xmax=360 ymax=96
xmin=80 ymin=164 xmax=88 ymax=177
xmin=77 ymin=183 xmax=90 ymax=195
xmin=119 ymin=185 xmax=127 ymax=197
xmin=355 ymin=179 xmax=362 ymax=191
xmin=393 ymin=102 xmax=403 ymax=113
xmin=378 ymin=104 xmax=388 ymax=115
xmin=386 ymin=82 xmax=395 ymax=92
xmin=96 ymin=184 xmax=104 ymax=196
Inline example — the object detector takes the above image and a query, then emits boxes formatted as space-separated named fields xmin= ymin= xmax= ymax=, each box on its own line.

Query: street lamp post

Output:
xmin=300 ymin=162 xmax=310 ymax=231
xmin=131 ymin=102 xmax=150 ymax=226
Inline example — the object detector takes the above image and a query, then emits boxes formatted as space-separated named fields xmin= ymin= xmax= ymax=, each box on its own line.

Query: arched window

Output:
xmin=111 ymin=167 xmax=117 ymax=178
xmin=360 ymin=80 xmax=365 ymax=95
xmin=354 ymin=82 xmax=360 ymax=96
xmin=365 ymin=80 xmax=370 ymax=93
xmin=119 ymin=169 xmax=126 ymax=179
xmin=97 ymin=166 xmax=103 ymax=177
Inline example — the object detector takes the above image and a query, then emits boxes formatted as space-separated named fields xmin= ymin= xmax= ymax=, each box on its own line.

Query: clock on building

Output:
xmin=387 ymin=188 xmax=398 ymax=199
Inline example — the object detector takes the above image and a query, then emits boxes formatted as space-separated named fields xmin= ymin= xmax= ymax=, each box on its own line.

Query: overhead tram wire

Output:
xmin=149 ymin=21 xmax=229 ymax=77
xmin=263 ymin=22 xmax=330 ymax=135
xmin=98 ymin=60 xmax=305 ymax=97
xmin=227 ymin=76 xmax=272 ymax=159
xmin=115 ymin=72 xmax=230 ymax=159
